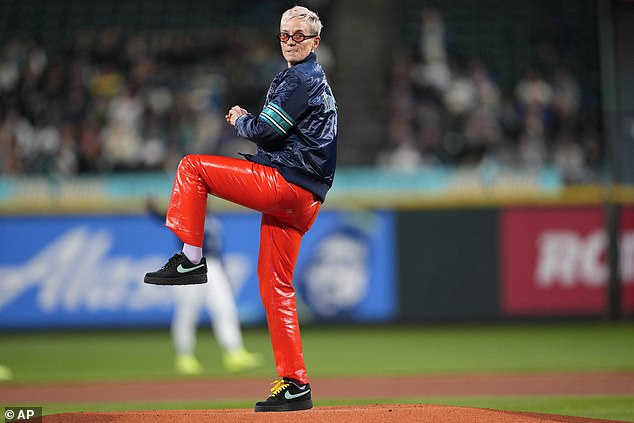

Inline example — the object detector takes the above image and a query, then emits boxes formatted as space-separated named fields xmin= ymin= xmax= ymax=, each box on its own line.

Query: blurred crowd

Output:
xmin=0 ymin=28 xmax=282 ymax=175
xmin=0 ymin=8 xmax=604 ymax=184
xmin=378 ymin=9 xmax=603 ymax=184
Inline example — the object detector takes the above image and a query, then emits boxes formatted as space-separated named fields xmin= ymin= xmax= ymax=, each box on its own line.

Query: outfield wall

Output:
xmin=397 ymin=205 xmax=634 ymax=322
xmin=1 ymin=204 xmax=632 ymax=329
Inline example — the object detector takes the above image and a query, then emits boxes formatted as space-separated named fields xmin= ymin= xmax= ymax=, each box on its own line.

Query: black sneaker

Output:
xmin=144 ymin=253 xmax=207 ymax=285
xmin=254 ymin=378 xmax=313 ymax=412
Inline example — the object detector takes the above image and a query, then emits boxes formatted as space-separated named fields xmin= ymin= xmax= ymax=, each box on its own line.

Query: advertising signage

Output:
xmin=500 ymin=207 xmax=634 ymax=316
xmin=0 ymin=211 xmax=396 ymax=329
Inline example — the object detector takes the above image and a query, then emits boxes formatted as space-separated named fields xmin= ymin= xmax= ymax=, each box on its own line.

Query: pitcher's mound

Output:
xmin=44 ymin=404 xmax=621 ymax=422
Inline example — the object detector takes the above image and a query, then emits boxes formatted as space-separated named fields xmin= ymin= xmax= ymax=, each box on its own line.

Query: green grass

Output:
xmin=303 ymin=322 xmax=634 ymax=376
xmin=2 ymin=322 xmax=634 ymax=420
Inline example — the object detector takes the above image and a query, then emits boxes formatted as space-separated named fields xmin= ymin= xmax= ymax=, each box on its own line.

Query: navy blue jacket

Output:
xmin=235 ymin=52 xmax=337 ymax=202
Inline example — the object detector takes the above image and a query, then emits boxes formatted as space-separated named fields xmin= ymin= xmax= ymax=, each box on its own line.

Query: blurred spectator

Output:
xmin=56 ymin=123 xmax=79 ymax=175
xmin=515 ymin=67 xmax=553 ymax=112
xmin=377 ymin=137 xmax=426 ymax=171
xmin=517 ymin=104 xmax=548 ymax=169
xmin=102 ymin=86 xmax=144 ymax=170
xmin=552 ymin=133 xmax=586 ymax=184
xmin=550 ymin=65 xmax=580 ymax=137
xmin=414 ymin=8 xmax=451 ymax=95
xmin=0 ymin=110 xmax=21 ymax=174
xmin=77 ymin=120 xmax=102 ymax=172
xmin=514 ymin=67 xmax=553 ymax=169
xmin=379 ymin=51 xmax=427 ymax=170
xmin=461 ymin=61 xmax=502 ymax=162
xmin=462 ymin=104 xmax=501 ymax=163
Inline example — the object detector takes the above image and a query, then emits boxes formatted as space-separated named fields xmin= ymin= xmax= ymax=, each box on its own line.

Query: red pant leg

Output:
xmin=166 ymin=154 xmax=320 ymax=383
xmin=258 ymin=214 xmax=315 ymax=385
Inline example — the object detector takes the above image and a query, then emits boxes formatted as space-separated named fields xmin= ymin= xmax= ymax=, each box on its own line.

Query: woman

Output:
xmin=144 ymin=6 xmax=337 ymax=412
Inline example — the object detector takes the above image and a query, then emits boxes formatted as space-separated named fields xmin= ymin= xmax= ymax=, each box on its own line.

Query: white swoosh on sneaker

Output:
xmin=285 ymin=389 xmax=310 ymax=400
xmin=176 ymin=263 xmax=205 ymax=274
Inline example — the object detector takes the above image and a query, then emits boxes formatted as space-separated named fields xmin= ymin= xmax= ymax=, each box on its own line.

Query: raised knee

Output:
xmin=179 ymin=154 xmax=195 ymax=167
xmin=177 ymin=154 xmax=201 ymax=173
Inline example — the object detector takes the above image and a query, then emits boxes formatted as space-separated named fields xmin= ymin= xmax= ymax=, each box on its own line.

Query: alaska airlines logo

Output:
xmin=0 ymin=227 xmax=253 ymax=321
xmin=0 ymin=227 xmax=172 ymax=312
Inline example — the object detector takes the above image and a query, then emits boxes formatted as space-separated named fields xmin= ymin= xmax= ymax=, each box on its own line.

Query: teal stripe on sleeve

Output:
xmin=259 ymin=112 xmax=286 ymax=135
xmin=267 ymin=103 xmax=295 ymax=126
xmin=260 ymin=103 xmax=295 ymax=134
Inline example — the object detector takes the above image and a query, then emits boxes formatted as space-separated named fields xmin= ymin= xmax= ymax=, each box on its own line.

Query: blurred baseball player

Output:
xmin=146 ymin=198 xmax=263 ymax=374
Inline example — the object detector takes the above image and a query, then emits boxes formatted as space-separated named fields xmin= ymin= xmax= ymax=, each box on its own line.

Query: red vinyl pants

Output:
xmin=166 ymin=154 xmax=321 ymax=384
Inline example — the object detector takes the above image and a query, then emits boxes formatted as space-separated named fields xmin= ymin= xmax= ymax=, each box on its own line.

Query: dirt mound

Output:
xmin=44 ymin=404 xmax=622 ymax=423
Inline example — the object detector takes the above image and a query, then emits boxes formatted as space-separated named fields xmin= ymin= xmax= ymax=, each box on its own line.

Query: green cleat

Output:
xmin=174 ymin=354 xmax=203 ymax=375
xmin=223 ymin=348 xmax=264 ymax=372
xmin=0 ymin=365 xmax=13 ymax=381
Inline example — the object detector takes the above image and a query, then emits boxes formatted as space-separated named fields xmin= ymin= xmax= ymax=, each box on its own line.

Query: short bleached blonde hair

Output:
xmin=281 ymin=6 xmax=323 ymax=36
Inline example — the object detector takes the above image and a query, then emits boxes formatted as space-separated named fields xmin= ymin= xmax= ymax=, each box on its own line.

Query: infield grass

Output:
xmin=1 ymin=322 xmax=634 ymax=420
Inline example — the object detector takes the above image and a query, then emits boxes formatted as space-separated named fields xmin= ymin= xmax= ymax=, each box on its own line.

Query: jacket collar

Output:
xmin=291 ymin=52 xmax=317 ymax=67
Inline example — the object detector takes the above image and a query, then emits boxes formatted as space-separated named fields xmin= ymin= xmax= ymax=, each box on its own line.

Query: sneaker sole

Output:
xmin=254 ymin=399 xmax=313 ymax=412
xmin=144 ymin=274 xmax=208 ymax=286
